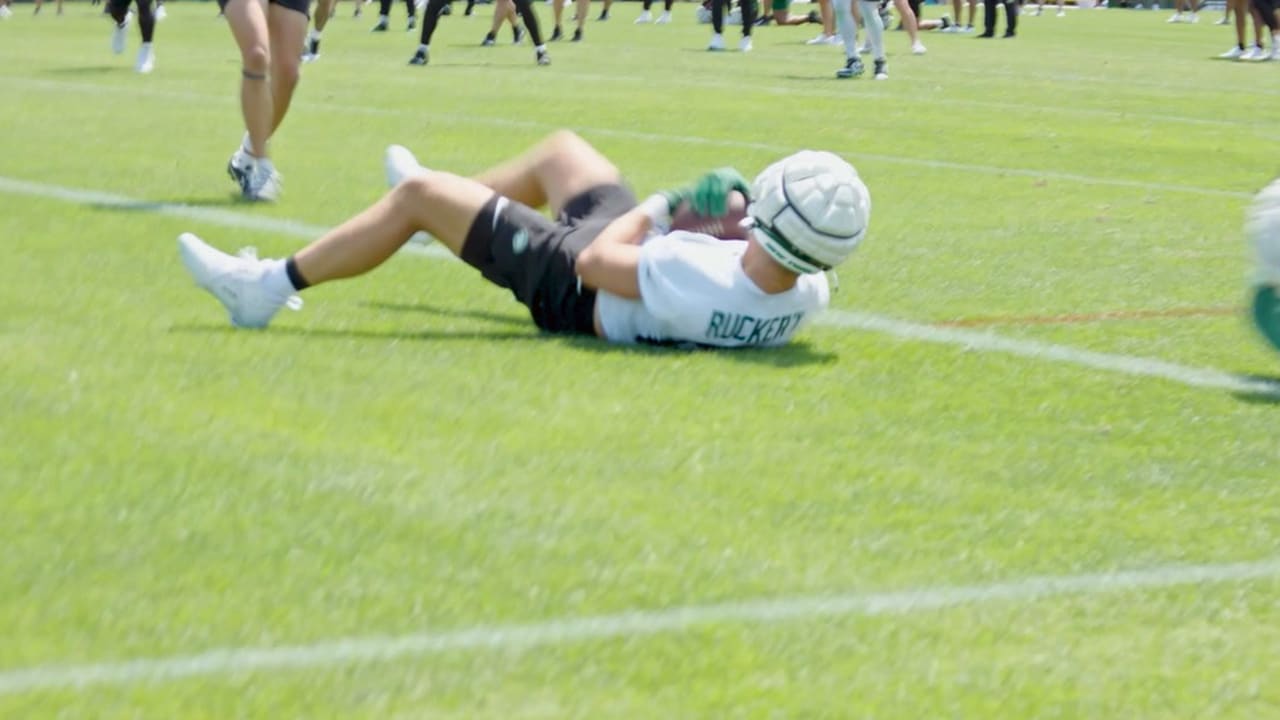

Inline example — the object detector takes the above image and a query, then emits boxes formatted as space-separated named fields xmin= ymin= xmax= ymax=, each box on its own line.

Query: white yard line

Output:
xmin=0 ymin=557 xmax=1277 ymax=696
xmin=0 ymin=77 xmax=1258 ymax=199
xmin=816 ymin=310 xmax=1280 ymax=398
xmin=0 ymin=177 xmax=451 ymax=258
xmin=3 ymin=175 xmax=1272 ymax=397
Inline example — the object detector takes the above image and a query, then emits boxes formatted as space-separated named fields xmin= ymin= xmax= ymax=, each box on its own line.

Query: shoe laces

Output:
xmin=236 ymin=247 xmax=303 ymax=311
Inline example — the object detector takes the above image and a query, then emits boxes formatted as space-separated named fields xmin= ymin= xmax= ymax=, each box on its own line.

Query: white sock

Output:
xmin=309 ymin=29 xmax=321 ymax=40
xmin=859 ymin=0 xmax=884 ymax=59
xmin=263 ymin=259 xmax=300 ymax=295
xmin=536 ymin=43 xmax=547 ymax=51
xmin=834 ymin=0 xmax=858 ymax=56
xmin=418 ymin=42 xmax=428 ymax=52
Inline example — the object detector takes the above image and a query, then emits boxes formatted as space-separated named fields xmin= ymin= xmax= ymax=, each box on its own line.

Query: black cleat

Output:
xmin=440 ymin=2 xmax=452 ymax=13
xmin=597 ymin=8 xmax=609 ymax=19
xmin=481 ymin=31 xmax=496 ymax=45
xmin=408 ymin=48 xmax=428 ymax=64
xmin=550 ymin=24 xmax=563 ymax=40
xmin=513 ymin=25 xmax=525 ymax=43
xmin=572 ymin=27 xmax=582 ymax=41
xmin=371 ymin=17 xmax=389 ymax=30
xmin=835 ymin=55 xmax=864 ymax=78
xmin=1002 ymin=30 xmax=1016 ymax=37
xmin=873 ymin=58 xmax=887 ymax=79
xmin=536 ymin=48 xmax=550 ymax=65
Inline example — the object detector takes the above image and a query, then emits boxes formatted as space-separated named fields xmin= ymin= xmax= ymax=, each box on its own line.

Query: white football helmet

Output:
xmin=746 ymin=151 xmax=871 ymax=275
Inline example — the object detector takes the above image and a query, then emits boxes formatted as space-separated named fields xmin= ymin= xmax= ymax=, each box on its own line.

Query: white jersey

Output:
xmin=594 ymin=231 xmax=830 ymax=348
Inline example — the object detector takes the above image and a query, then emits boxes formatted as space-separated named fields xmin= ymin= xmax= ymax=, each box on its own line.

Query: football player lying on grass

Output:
xmin=178 ymin=130 xmax=871 ymax=349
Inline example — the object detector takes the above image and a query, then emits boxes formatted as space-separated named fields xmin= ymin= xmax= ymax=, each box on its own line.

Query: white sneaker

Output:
xmin=1056 ymin=9 xmax=1065 ymax=15
xmin=154 ymin=3 xmax=166 ymax=20
xmin=227 ymin=146 xmax=253 ymax=194
xmin=739 ymin=35 xmax=752 ymax=51
xmin=708 ymin=32 xmax=724 ymax=50
xmin=111 ymin=20 xmax=127 ymax=54
xmin=0 ymin=5 xmax=13 ymax=18
xmin=857 ymin=43 xmax=870 ymax=54
xmin=1188 ymin=12 xmax=1197 ymax=21
xmin=1215 ymin=15 xmax=1228 ymax=23
xmin=806 ymin=32 xmax=832 ymax=44
xmin=656 ymin=10 xmax=670 ymax=22
xmin=177 ymin=233 xmax=302 ymax=329
xmin=1166 ymin=12 xmax=1181 ymax=22
xmin=243 ymin=158 xmax=282 ymax=202
xmin=1270 ymin=46 xmax=1280 ymax=61
xmin=911 ymin=40 xmax=926 ymax=54
xmin=135 ymin=43 xmax=154 ymax=73
xmin=634 ymin=9 xmax=651 ymax=22
xmin=1241 ymin=44 xmax=1265 ymax=60
xmin=384 ymin=144 xmax=429 ymax=187
xmin=1219 ymin=45 xmax=1244 ymax=58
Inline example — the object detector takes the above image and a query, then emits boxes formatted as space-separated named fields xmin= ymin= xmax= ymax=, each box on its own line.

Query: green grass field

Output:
xmin=3 ymin=2 xmax=1280 ymax=717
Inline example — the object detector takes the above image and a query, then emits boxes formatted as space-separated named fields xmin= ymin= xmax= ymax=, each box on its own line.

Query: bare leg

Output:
xmin=819 ymin=0 xmax=835 ymax=35
xmin=315 ymin=0 xmax=337 ymax=31
xmin=574 ymin=0 xmax=588 ymax=30
xmin=552 ymin=0 xmax=564 ymax=27
xmin=224 ymin=0 xmax=273 ymax=158
xmin=267 ymin=4 xmax=307 ymax=135
xmin=892 ymin=0 xmax=920 ymax=41
xmin=294 ymin=132 xmax=619 ymax=286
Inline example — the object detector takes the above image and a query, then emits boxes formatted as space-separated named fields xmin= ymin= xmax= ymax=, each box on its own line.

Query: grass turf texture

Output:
xmin=3 ymin=2 xmax=1280 ymax=717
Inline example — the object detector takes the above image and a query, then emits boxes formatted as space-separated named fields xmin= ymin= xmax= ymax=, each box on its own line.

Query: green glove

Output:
xmin=661 ymin=167 xmax=751 ymax=217
xmin=690 ymin=167 xmax=750 ymax=217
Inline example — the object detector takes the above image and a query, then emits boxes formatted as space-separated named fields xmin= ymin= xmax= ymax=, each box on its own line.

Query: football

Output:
xmin=669 ymin=190 xmax=750 ymax=240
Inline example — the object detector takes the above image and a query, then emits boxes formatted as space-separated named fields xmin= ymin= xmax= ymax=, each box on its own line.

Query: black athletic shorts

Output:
xmin=217 ymin=0 xmax=310 ymax=18
xmin=461 ymin=184 xmax=637 ymax=335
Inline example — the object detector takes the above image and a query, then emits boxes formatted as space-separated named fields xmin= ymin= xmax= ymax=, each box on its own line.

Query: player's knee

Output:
xmin=274 ymin=58 xmax=301 ymax=88
xmin=394 ymin=173 xmax=444 ymax=205
xmin=544 ymin=129 xmax=587 ymax=155
xmin=242 ymin=43 xmax=271 ymax=75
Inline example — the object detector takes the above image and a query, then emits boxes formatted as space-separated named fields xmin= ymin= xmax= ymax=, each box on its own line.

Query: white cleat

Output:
xmin=739 ymin=35 xmax=752 ymax=51
xmin=708 ymin=32 xmax=725 ymax=50
xmin=911 ymin=40 xmax=926 ymax=54
xmin=634 ymin=9 xmax=651 ymax=22
xmin=656 ymin=10 xmax=670 ymax=22
xmin=177 ymin=233 xmax=301 ymax=329
xmin=1240 ymin=45 xmax=1266 ymax=60
xmin=111 ymin=20 xmax=127 ymax=54
xmin=154 ymin=3 xmax=166 ymax=20
xmin=135 ymin=43 xmax=154 ymax=73
xmin=806 ymin=32 xmax=832 ymax=44
xmin=1219 ymin=45 xmax=1244 ymax=59
xmin=384 ymin=144 xmax=429 ymax=187
xmin=242 ymin=158 xmax=282 ymax=202
xmin=0 ymin=5 xmax=12 ymax=18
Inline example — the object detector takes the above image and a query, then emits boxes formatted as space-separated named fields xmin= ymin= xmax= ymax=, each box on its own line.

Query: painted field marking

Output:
xmin=0 ymin=556 xmax=1277 ymax=696
xmin=819 ymin=310 xmax=1280 ymax=398
xmin=936 ymin=305 xmax=1239 ymax=328
xmin=0 ymin=77 xmax=1260 ymax=199
xmin=4 ymin=175 xmax=1274 ymax=399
